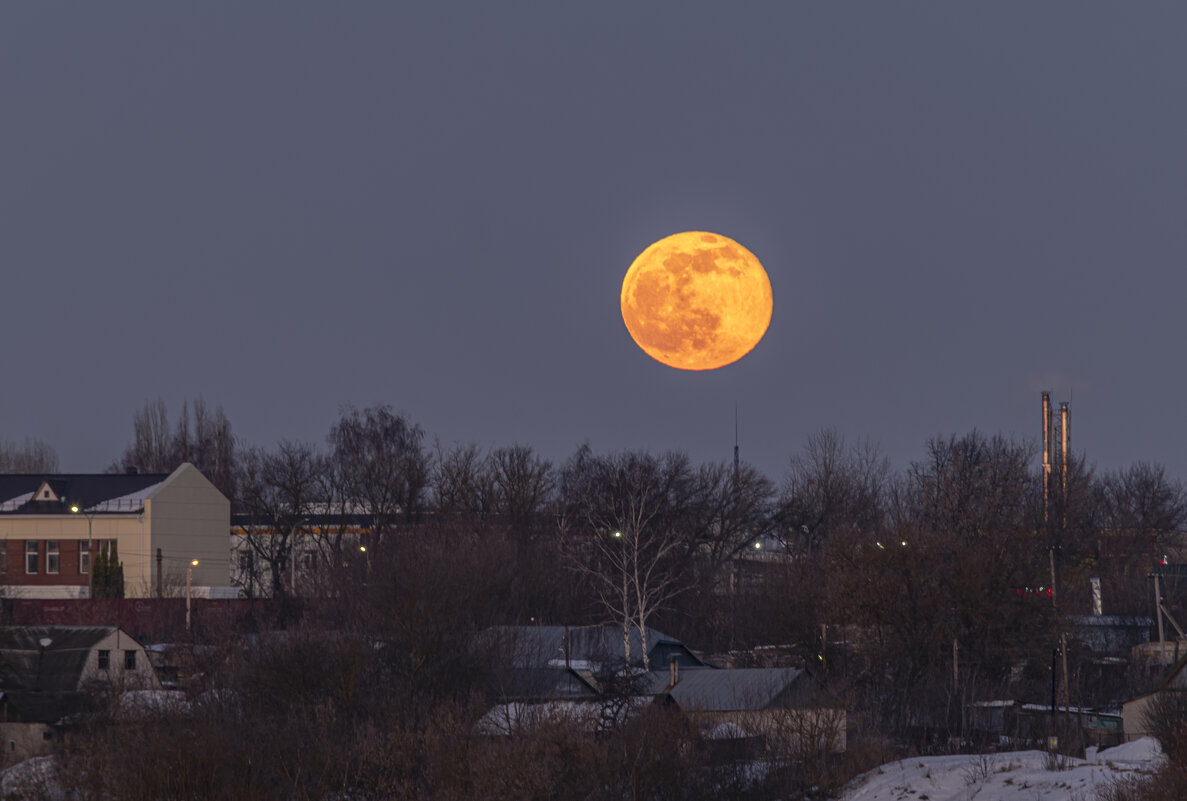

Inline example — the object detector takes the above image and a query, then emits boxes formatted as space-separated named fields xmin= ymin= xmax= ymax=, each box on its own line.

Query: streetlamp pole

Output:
xmin=70 ymin=505 xmax=94 ymax=599
xmin=186 ymin=559 xmax=198 ymax=633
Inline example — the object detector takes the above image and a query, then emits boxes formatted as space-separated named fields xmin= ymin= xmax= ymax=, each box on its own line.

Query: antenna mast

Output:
xmin=733 ymin=402 xmax=740 ymax=479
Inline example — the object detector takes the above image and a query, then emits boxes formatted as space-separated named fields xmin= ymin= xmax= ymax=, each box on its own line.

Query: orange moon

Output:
xmin=621 ymin=231 xmax=773 ymax=371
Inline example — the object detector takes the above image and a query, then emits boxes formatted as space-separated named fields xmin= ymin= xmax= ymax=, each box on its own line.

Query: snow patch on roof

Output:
xmin=87 ymin=481 xmax=164 ymax=512
xmin=0 ymin=492 xmax=33 ymax=512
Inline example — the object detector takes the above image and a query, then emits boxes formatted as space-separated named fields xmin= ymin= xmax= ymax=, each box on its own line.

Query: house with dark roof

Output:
xmin=0 ymin=464 xmax=231 ymax=599
xmin=652 ymin=664 xmax=846 ymax=755
xmin=475 ymin=625 xmax=845 ymax=753
xmin=0 ymin=626 xmax=159 ymax=763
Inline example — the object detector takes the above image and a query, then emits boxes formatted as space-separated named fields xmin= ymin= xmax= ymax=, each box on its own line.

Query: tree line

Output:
xmin=5 ymin=398 xmax=1187 ymax=796
xmin=96 ymin=400 xmax=1187 ymax=735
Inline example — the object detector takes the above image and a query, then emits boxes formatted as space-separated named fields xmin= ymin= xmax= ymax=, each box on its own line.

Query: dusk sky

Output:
xmin=4 ymin=4 xmax=1185 ymax=485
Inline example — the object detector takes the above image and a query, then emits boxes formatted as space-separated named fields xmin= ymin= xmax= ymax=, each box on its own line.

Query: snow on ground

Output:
xmin=840 ymin=738 xmax=1165 ymax=801
xmin=0 ymin=755 xmax=62 ymax=800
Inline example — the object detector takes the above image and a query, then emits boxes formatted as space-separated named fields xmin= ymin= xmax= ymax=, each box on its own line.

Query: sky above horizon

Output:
xmin=3 ymin=4 xmax=1186 ymax=485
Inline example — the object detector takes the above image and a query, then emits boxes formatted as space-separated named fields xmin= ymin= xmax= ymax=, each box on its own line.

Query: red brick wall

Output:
xmin=3 ymin=540 xmax=87 ymax=587
xmin=2 ymin=598 xmax=275 ymax=643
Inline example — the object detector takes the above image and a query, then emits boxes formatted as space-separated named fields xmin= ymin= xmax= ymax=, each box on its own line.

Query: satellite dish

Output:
xmin=38 ymin=638 xmax=52 ymax=648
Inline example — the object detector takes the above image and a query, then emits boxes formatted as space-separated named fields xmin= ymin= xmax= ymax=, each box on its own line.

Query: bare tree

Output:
xmin=682 ymin=459 xmax=775 ymax=581
xmin=1094 ymin=461 xmax=1186 ymax=547
xmin=236 ymin=441 xmax=326 ymax=599
xmin=820 ymin=431 xmax=1049 ymax=744
xmin=117 ymin=397 xmax=172 ymax=472
xmin=903 ymin=430 xmax=1032 ymax=539
xmin=328 ymin=405 xmax=430 ymax=538
xmin=432 ymin=441 xmax=495 ymax=523
xmin=112 ymin=396 xmax=236 ymax=498
xmin=0 ymin=437 xmax=58 ymax=473
xmin=779 ymin=429 xmax=889 ymax=553
xmin=561 ymin=447 xmax=691 ymax=670
xmin=488 ymin=444 xmax=556 ymax=535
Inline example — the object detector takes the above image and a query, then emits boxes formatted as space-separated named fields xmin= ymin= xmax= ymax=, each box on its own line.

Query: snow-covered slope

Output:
xmin=840 ymin=738 xmax=1165 ymax=801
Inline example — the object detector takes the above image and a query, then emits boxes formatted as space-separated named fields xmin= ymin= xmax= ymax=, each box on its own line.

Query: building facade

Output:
xmin=0 ymin=464 xmax=231 ymax=599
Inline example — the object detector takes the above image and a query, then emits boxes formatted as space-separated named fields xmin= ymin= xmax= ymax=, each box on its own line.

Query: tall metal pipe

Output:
xmin=1060 ymin=402 xmax=1070 ymax=508
xmin=1042 ymin=393 xmax=1052 ymax=524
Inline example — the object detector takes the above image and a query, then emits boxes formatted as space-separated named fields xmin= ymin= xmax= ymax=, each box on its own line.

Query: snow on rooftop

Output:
xmin=87 ymin=481 xmax=164 ymax=512
xmin=546 ymin=658 xmax=600 ymax=670
xmin=0 ymin=492 xmax=33 ymax=512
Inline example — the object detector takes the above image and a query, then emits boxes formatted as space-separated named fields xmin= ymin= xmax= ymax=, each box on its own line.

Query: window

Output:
xmin=25 ymin=541 xmax=38 ymax=574
xmin=79 ymin=541 xmax=90 ymax=574
xmin=46 ymin=541 xmax=59 ymax=574
xmin=301 ymin=551 xmax=317 ymax=571
xmin=238 ymin=550 xmax=254 ymax=573
xmin=97 ymin=650 xmax=110 ymax=670
xmin=124 ymin=650 xmax=136 ymax=670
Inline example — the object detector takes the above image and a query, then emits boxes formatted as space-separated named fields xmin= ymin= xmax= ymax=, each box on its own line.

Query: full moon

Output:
xmin=621 ymin=231 xmax=773 ymax=371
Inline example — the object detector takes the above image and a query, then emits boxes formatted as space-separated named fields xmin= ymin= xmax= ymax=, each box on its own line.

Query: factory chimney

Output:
xmin=1060 ymin=401 xmax=1071 ymax=510
xmin=1042 ymin=393 xmax=1052 ymax=524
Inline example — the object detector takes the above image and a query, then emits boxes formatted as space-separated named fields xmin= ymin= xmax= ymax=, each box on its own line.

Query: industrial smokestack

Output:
xmin=1060 ymin=402 xmax=1070 ymax=506
xmin=1042 ymin=393 xmax=1052 ymax=523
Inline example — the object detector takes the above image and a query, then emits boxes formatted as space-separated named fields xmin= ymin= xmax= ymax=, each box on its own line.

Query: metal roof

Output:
xmin=0 ymin=472 xmax=168 ymax=515
xmin=0 ymin=626 xmax=123 ymax=693
xmin=483 ymin=624 xmax=706 ymax=670
xmin=656 ymin=667 xmax=807 ymax=712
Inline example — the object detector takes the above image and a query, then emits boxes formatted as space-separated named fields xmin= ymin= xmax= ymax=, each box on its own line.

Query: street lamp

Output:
xmin=186 ymin=559 xmax=199 ymax=633
xmin=69 ymin=504 xmax=94 ymax=599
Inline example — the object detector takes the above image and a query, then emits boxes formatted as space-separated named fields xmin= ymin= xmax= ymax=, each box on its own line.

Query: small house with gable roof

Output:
xmin=0 ymin=625 xmax=159 ymax=763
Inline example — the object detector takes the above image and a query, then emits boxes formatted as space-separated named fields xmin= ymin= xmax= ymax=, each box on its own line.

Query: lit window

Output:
xmin=25 ymin=542 xmax=38 ymax=574
xmin=124 ymin=650 xmax=136 ymax=670
xmin=46 ymin=541 xmax=59 ymax=575
xmin=79 ymin=541 xmax=90 ymax=574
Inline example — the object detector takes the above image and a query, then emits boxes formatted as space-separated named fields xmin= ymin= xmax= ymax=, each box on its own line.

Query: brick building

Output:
xmin=0 ymin=464 xmax=230 ymax=598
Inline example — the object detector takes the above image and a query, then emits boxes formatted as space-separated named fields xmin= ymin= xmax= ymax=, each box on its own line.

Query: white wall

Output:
xmin=144 ymin=464 xmax=231 ymax=596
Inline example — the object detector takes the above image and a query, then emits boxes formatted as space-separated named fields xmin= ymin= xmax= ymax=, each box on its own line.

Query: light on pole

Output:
xmin=69 ymin=505 xmax=94 ymax=599
xmin=186 ymin=559 xmax=199 ymax=632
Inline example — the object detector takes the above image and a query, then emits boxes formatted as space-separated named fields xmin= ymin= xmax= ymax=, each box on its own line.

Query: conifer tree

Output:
xmin=92 ymin=542 xmax=125 ymax=599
